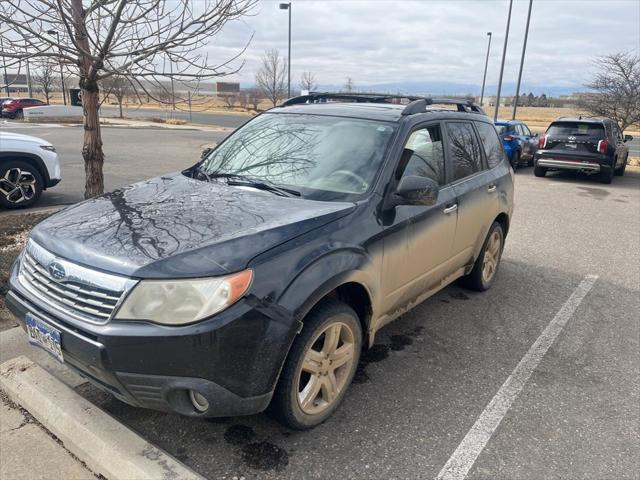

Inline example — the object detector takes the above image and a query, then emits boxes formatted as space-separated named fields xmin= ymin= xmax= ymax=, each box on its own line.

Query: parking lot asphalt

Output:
xmin=2 ymin=123 xmax=639 ymax=479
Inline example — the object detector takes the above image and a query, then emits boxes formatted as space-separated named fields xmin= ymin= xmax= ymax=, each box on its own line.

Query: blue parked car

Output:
xmin=494 ymin=120 xmax=539 ymax=170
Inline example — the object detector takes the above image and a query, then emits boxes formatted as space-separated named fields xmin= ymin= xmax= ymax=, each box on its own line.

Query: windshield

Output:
xmin=547 ymin=122 xmax=604 ymax=137
xmin=199 ymin=113 xmax=396 ymax=201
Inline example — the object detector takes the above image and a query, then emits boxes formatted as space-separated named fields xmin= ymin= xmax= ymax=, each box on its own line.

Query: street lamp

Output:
xmin=512 ymin=0 xmax=533 ymax=120
xmin=279 ymin=2 xmax=291 ymax=98
xmin=480 ymin=32 xmax=492 ymax=107
xmin=46 ymin=29 xmax=67 ymax=105
xmin=494 ymin=0 xmax=513 ymax=121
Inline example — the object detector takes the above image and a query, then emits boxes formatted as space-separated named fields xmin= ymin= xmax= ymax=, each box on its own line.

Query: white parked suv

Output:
xmin=0 ymin=131 xmax=61 ymax=209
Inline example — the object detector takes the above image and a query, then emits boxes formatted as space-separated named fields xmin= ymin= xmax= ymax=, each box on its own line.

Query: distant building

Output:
xmin=216 ymin=82 xmax=240 ymax=97
xmin=1 ymin=73 xmax=29 ymax=93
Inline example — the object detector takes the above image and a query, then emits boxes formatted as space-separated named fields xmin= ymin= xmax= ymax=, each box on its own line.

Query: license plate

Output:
xmin=564 ymin=143 xmax=577 ymax=149
xmin=25 ymin=313 xmax=64 ymax=363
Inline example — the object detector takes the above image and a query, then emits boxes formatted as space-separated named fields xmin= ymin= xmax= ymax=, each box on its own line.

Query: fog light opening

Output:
xmin=189 ymin=390 xmax=209 ymax=413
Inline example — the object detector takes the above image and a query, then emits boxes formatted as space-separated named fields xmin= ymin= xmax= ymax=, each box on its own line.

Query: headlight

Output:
xmin=115 ymin=270 xmax=253 ymax=325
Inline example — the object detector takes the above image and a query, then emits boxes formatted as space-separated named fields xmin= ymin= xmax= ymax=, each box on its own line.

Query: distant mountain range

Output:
xmin=310 ymin=81 xmax=585 ymax=97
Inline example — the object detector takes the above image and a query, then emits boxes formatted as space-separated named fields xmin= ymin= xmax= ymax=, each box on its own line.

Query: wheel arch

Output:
xmin=0 ymin=152 xmax=51 ymax=186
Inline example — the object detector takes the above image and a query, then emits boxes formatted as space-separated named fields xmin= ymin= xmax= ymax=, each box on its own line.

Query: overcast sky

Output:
xmin=206 ymin=0 xmax=640 ymax=94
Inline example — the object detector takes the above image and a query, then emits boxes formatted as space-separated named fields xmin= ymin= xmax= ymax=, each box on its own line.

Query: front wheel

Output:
xmin=270 ymin=300 xmax=362 ymax=430
xmin=461 ymin=222 xmax=504 ymax=292
xmin=0 ymin=160 xmax=43 ymax=209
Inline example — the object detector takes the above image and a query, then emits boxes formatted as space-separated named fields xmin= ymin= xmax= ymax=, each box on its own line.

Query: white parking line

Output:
xmin=436 ymin=274 xmax=599 ymax=480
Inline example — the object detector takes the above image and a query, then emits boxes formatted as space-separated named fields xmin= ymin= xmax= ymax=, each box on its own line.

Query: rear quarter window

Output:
xmin=547 ymin=122 xmax=604 ymax=137
xmin=475 ymin=122 xmax=505 ymax=168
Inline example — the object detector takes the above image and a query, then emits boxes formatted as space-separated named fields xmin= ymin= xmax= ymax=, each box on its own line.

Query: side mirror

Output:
xmin=393 ymin=175 xmax=439 ymax=207
xmin=624 ymin=134 xmax=633 ymax=142
xmin=201 ymin=147 xmax=213 ymax=159
xmin=532 ymin=132 xmax=539 ymax=138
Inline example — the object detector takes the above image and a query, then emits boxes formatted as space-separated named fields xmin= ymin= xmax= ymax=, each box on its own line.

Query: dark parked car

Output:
xmin=494 ymin=119 xmax=538 ymax=169
xmin=7 ymin=94 xmax=513 ymax=429
xmin=534 ymin=117 xmax=633 ymax=183
xmin=1 ymin=97 xmax=47 ymax=119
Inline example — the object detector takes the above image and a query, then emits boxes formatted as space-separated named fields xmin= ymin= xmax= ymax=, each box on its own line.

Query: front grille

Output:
xmin=17 ymin=240 xmax=136 ymax=325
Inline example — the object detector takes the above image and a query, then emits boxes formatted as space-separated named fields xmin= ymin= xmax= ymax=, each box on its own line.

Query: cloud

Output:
xmin=204 ymin=0 xmax=640 ymax=93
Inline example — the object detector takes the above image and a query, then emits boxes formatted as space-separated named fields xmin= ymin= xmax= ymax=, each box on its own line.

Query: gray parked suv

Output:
xmin=7 ymin=94 xmax=514 ymax=429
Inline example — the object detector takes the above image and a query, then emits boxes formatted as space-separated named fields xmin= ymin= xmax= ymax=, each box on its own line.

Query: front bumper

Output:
xmin=7 ymin=263 xmax=299 ymax=417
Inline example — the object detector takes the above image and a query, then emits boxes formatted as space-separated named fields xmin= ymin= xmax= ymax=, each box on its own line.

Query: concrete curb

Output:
xmin=0 ymin=356 xmax=204 ymax=480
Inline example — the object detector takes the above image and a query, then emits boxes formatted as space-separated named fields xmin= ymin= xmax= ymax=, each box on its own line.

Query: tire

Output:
xmin=510 ymin=150 xmax=520 ymax=171
xmin=599 ymin=165 xmax=614 ymax=184
xmin=270 ymin=299 xmax=362 ymax=430
xmin=460 ymin=222 xmax=504 ymax=292
xmin=534 ymin=165 xmax=547 ymax=177
xmin=0 ymin=160 xmax=44 ymax=209
xmin=15 ymin=109 xmax=24 ymax=120
xmin=615 ymin=156 xmax=627 ymax=176
xmin=527 ymin=157 xmax=534 ymax=167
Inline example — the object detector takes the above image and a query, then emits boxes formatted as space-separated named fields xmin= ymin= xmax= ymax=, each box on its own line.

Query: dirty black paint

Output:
xmin=224 ymin=424 xmax=257 ymax=446
xmin=241 ymin=441 xmax=289 ymax=471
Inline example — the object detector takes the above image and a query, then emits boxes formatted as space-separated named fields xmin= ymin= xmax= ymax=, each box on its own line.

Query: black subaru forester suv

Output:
xmin=7 ymin=94 xmax=513 ymax=429
xmin=534 ymin=116 xmax=633 ymax=183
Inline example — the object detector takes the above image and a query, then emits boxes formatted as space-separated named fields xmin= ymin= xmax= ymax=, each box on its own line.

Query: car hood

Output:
xmin=31 ymin=173 xmax=355 ymax=278
xmin=0 ymin=131 xmax=52 ymax=146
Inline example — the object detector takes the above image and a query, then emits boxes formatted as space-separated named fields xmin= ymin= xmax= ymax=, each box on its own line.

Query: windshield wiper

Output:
xmin=206 ymin=172 xmax=301 ymax=197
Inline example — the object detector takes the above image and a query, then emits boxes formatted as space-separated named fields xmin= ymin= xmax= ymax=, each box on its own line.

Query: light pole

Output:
xmin=493 ymin=0 xmax=513 ymax=121
xmin=512 ymin=0 xmax=533 ymax=120
xmin=279 ymin=2 xmax=291 ymax=98
xmin=47 ymin=29 xmax=67 ymax=105
xmin=480 ymin=32 xmax=492 ymax=107
xmin=0 ymin=36 xmax=9 ymax=96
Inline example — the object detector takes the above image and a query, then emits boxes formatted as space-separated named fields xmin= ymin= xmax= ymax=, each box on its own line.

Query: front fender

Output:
xmin=277 ymin=248 xmax=379 ymax=325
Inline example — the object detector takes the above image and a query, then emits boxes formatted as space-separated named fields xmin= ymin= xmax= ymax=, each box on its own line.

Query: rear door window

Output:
xmin=475 ymin=121 xmax=505 ymax=169
xmin=547 ymin=122 xmax=605 ymax=138
xmin=445 ymin=122 xmax=484 ymax=181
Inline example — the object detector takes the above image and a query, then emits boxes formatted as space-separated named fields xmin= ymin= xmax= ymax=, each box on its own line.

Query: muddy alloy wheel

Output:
xmin=270 ymin=300 xmax=362 ymax=430
xmin=481 ymin=229 xmax=502 ymax=284
xmin=0 ymin=162 xmax=43 ymax=209
xmin=297 ymin=320 xmax=356 ymax=415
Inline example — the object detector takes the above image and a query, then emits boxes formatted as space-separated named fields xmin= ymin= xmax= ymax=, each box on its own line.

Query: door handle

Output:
xmin=487 ymin=185 xmax=497 ymax=193
xmin=443 ymin=204 xmax=458 ymax=215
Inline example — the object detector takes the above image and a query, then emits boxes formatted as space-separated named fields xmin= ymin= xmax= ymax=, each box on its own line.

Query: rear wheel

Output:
xmin=0 ymin=160 xmax=43 ymax=209
xmin=534 ymin=165 xmax=547 ymax=177
xmin=15 ymin=109 xmax=24 ymax=120
xmin=461 ymin=222 xmax=504 ymax=292
xmin=615 ymin=156 xmax=627 ymax=176
xmin=599 ymin=165 xmax=614 ymax=184
xmin=270 ymin=299 xmax=362 ymax=430
xmin=510 ymin=150 xmax=520 ymax=171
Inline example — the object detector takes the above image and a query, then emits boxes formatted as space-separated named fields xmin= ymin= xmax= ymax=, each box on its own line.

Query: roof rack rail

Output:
xmin=280 ymin=92 xmax=486 ymax=116
xmin=401 ymin=98 xmax=486 ymax=115
xmin=280 ymin=92 xmax=423 ymax=107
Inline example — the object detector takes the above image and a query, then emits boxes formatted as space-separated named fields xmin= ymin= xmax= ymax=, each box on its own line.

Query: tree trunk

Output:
xmin=71 ymin=0 xmax=105 ymax=199
xmin=82 ymin=83 xmax=104 ymax=198
xmin=118 ymin=100 xmax=123 ymax=119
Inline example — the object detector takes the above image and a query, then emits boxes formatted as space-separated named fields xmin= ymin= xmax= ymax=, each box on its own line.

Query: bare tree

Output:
xmin=344 ymin=77 xmax=355 ymax=93
xmin=222 ymin=93 xmax=237 ymax=109
xmin=299 ymin=71 xmax=317 ymax=92
xmin=0 ymin=0 xmax=255 ymax=199
xmin=255 ymin=49 xmax=287 ymax=107
xmin=32 ymin=60 xmax=58 ymax=103
xmin=579 ymin=52 xmax=640 ymax=131
xmin=101 ymin=74 xmax=132 ymax=119
xmin=246 ymin=87 xmax=261 ymax=111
